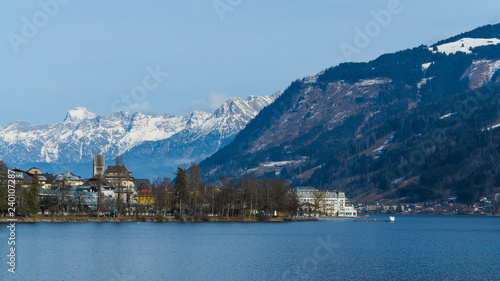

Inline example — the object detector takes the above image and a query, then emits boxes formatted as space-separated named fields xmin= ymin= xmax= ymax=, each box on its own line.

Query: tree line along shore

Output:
xmin=0 ymin=161 xmax=303 ymax=221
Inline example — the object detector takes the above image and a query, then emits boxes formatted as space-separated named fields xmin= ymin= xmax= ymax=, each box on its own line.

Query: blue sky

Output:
xmin=1 ymin=0 xmax=500 ymax=124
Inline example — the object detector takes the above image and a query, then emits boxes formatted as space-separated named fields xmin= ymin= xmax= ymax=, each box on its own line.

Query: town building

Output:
xmin=104 ymin=165 xmax=135 ymax=190
xmin=55 ymin=172 xmax=84 ymax=187
xmin=134 ymin=179 xmax=154 ymax=204
xmin=295 ymin=187 xmax=357 ymax=217
xmin=11 ymin=168 xmax=33 ymax=188
xmin=27 ymin=167 xmax=42 ymax=175
xmin=134 ymin=179 xmax=152 ymax=190
xmin=136 ymin=189 xmax=155 ymax=204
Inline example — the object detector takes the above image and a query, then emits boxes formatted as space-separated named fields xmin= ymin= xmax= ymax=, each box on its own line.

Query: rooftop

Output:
xmin=105 ymin=166 xmax=132 ymax=174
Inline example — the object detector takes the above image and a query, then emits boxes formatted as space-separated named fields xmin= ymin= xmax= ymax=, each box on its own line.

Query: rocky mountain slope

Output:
xmin=200 ymin=23 xmax=500 ymax=204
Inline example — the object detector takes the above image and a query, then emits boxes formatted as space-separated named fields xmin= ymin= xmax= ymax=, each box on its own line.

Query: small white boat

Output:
xmin=354 ymin=216 xmax=396 ymax=222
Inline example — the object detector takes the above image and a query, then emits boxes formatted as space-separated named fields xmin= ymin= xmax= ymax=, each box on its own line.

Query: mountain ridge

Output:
xmin=200 ymin=23 xmax=500 ymax=204
xmin=0 ymin=91 xmax=282 ymax=179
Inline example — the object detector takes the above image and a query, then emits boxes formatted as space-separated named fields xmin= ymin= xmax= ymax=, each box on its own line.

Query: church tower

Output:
xmin=93 ymin=154 xmax=105 ymax=178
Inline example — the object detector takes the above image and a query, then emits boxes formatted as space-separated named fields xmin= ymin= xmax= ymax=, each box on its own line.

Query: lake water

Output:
xmin=0 ymin=215 xmax=499 ymax=280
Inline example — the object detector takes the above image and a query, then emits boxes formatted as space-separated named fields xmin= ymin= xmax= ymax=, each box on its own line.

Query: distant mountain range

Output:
xmin=0 ymin=92 xmax=281 ymax=179
xmin=200 ymin=23 xmax=500 ymax=204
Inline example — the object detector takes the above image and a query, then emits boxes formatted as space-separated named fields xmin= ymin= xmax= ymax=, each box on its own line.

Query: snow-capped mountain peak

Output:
xmin=0 ymin=92 xmax=280 ymax=178
xmin=64 ymin=107 xmax=97 ymax=123
xmin=213 ymin=91 xmax=282 ymax=118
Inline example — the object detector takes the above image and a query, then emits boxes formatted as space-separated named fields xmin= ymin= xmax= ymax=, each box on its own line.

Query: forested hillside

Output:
xmin=200 ymin=23 xmax=500 ymax=204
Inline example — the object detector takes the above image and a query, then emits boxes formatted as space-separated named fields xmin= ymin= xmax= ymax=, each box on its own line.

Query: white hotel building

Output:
xmin=295 ymin=187 xmax=357 ymax=217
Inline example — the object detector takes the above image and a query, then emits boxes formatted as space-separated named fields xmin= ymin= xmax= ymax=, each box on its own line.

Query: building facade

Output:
xmin=104 ymin=165 xmax=135 ymax=191
xmin=55 ymin=172 xmax=84 ymax=187
xmin=295 ymin=187 xmax=357 ymax=217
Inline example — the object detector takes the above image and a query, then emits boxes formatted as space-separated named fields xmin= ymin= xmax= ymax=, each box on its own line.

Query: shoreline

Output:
xmin=0 ymin=216 xmax=291 ymax=223
xmin=0 ymin=213 xmax=496 ymax=223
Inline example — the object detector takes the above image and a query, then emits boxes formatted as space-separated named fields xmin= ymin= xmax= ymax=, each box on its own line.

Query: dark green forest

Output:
xmin=201 ymin=23 xmax=500 ymax=204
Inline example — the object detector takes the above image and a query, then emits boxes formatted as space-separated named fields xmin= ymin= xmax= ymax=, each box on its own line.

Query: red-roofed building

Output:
xmin=104 ymin=165 xmax=135 ymax=191
xmin=136 ymin=188 xmax=155 ymax=204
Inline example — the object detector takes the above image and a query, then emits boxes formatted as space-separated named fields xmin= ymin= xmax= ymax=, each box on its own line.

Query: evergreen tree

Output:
xmin=187 ymin=163 xmax=204 ymax=215
xmin=19 ymin=188 xmax=31 ymax=216
xmin=28 ymin=172 xmax=41 ymax=215
xmin=174 ymin=167 xmax=188 ymax=216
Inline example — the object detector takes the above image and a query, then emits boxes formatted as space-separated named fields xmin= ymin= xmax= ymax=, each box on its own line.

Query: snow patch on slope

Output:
xmin=421 ymin=62 xmax=432 ymax=71
xmin=417 ymin=77 xmax=434 ymax=89
xmin=440 ymin=112 xmax=457 ymax=119
xmin=431 ymin=38 xmax=500 ymax=55
xmin=462 ymin=60 xmax=500 ymax=90
xmin=357 ymin=78 xmax=391 ymax=86
xmin=486 ymin=124 xmax=500 ymax=131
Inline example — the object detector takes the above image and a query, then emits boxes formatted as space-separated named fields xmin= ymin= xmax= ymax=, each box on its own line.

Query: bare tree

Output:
xmin=312 ymin=190 xmax=326 ymax=217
